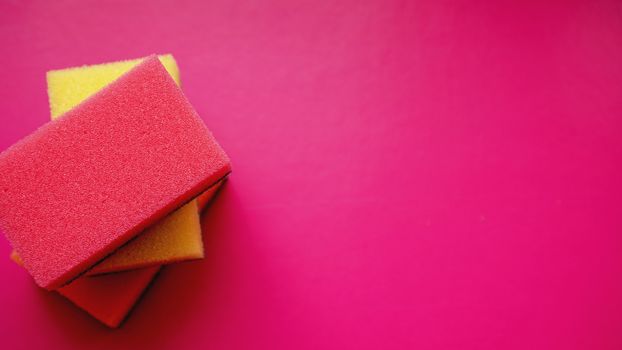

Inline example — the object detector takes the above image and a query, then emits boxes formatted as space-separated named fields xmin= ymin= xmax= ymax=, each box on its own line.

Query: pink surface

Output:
xmin=0 ymin=0 xmax=621 ymax=348
xmin=0 ymin=56 xmax=230 ymax=289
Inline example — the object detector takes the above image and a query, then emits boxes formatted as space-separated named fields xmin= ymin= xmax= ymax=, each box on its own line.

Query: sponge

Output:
xmin=197 ymin=178 xmax=226 ymax=212
xmin=44 ymin=55 xmax=215 ymax=275
xmin=47 ymin=54 xmax=180 ymax=118
xmin=0 ymin=56 xmax=231 ymax=289
xmin=57 ymin=266 xmax=161 ymax=328
xmin=11 ymin=177 xmax=225 ymax=273
xmin=10 ymin=251 xmax=159 ymax=328
xmin=88 ymin=200 xmax=203 ymax=274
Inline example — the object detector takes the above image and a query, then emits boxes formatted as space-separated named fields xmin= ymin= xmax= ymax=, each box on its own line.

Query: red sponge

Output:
xmin=0 ymin=55 xmax=230 ymax=290
xmin=196 ymin=178 xmax=226 ymax=213
xmin=57 ymin=266 xmax=161 ymax=328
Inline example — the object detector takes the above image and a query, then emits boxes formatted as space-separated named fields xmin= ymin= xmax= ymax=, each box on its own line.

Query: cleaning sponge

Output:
xmin=11 ymin=185 xmax=222 ymax=275
xmin=47 ymin=54 xmax=180 ymax=118
xmin=0 ymin=56 xmax=230 ymax=289
xmin=88 ymin=200 xmax=203 ymax=274
xmin=43 ymin=54 xmax=215 ymax=275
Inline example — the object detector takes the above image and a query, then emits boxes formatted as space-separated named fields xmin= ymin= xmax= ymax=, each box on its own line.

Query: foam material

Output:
xmin=13 ymin=180 xmax=223 ymax=274
xmin=47 ymin=54 xmax=180 ymax=118
xmin=12 ymin=196 xmax=211 ymax=276
xmin=88 ymin=200 xmax=203 ymax=274
xmin=0 ymin=56 xmax=231 ymax=289
xmin=57 ymin=266 xmax=161 ymax=328
xmin=10 ymin=54 xmax=216 ymax=275
xmin=10 ymin=251 xmax=160 ymax=328
xmin=197 ymin=178 xmax=226 ymax=212
xmin=45 ymin=54 xmax=212 ymax=275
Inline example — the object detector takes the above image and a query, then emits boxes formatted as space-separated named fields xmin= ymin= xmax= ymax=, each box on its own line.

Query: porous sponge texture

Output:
xmin=47 ymin=54 xmax=180 ymax=118
xmin=45 ymin=54 xmax=208 ymax=276
xmin=89 ymin=201 xmax=203 ymax=274
xmin=0 ymin=56 xmax=231 ymax=289
xmin=10 ymin=251 xmax=160 ymax=328
xmin=12 ymin=186 xmax=216 ymax=275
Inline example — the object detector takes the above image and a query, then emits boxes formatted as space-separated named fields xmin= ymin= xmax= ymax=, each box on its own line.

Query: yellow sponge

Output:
xmin=89 ymin=201 xmax=203 ymax=274
xmin=47 ymin=54 xmax=180 ymax=118
xmin=10 ymin=54 xmax=207 ymax=275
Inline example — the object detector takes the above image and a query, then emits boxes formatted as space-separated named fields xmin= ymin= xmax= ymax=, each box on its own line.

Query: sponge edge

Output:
xmin=197 ymin=178 xmax=226 ymax=212
xmin=0 ymin=55 xmax=231 ymax=289
xmin=47 ymin=54 xmax=180 ymax=118
xmin=10 ymin=178 xmax=225 ymax=275
xmin=10 ymin=251 xmax=160 ymax=328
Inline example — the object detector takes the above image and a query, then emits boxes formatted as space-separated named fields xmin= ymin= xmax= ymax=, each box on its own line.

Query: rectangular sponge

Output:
xmin=0 ymin=55 xmax=231 ymax=289
xmin=13 ymin=55 xmax=226 ymax=275
xmin=43 ymin=55 xmax=208 ymax=275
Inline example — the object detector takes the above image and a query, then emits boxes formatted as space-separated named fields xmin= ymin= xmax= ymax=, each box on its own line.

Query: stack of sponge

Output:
xmin=0 ymin=54 xmax=230 ymax=327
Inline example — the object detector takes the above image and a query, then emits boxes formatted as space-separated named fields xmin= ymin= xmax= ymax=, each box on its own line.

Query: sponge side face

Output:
xmin=57 ymin=266 xmax=161 ymax=328
xmin=47 ymin=54 xmax=180 ymax=118
xmin=46 ymin=55 xmax=209 ymax=275
xmin=0 ymin=56 xmax=231 ymax=289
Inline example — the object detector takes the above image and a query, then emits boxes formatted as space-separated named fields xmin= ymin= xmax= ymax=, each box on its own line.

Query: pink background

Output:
xmin=0 ymin=0 xmax=621 ymax=349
